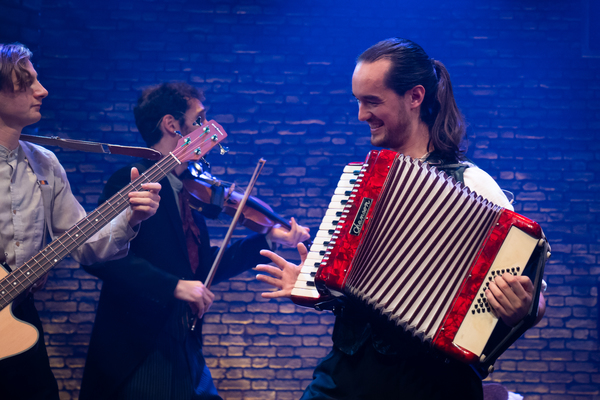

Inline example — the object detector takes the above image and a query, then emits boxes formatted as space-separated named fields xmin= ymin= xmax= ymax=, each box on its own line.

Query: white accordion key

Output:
xmin=318 ymin=215 xmax=342 ymax=233
xmin=291 ymin=287 xmax=320 ymax=298
xmin=337 ymin=172 xmax=360 ymax=188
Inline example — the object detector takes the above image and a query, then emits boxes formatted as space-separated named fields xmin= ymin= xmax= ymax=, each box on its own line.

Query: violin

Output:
xmin=182 ymin=170 xmax=294 ymax=234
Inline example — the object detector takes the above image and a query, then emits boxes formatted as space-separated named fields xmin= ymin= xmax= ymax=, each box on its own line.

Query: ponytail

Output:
xmin=428 ymin=60 xmax=466 ymax=159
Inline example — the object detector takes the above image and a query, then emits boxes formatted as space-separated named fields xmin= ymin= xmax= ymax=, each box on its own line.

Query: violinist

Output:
xmin=79 ymin=82 xmax=310 ymax=400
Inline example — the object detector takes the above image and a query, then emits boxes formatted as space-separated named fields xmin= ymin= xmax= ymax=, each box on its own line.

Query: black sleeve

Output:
xmin=83 ymin=164 xmax=180 ymax=307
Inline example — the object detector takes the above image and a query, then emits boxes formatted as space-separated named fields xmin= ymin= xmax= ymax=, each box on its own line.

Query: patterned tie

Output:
xmin=179 ymin=187 xmax=202 ymax=274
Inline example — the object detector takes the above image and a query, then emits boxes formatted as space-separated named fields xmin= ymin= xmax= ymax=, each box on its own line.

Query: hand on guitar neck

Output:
xmin=255 ymin=243 xmax=308 ymax=299
xmin=126 ymin=167 xmax=162 ymax=228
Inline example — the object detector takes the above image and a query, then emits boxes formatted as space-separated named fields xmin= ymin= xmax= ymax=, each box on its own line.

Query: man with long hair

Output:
xmin=256 ymin=38 xmax=546 ymax=399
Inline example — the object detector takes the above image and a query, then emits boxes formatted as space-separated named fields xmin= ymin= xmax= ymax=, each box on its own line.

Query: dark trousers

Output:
xmin=301 ymin=339 xmax=483 ymax=400
xmin=0 ymin=296 xmax=59 ymax=400
xmin=114 ymin=329 xmax=222 ymax=400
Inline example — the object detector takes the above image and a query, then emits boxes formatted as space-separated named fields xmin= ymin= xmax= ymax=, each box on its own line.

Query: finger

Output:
xmin=130 ymin=167 xmax=139 ymax=182
xmin=206 ymin=288 xmax=215 ymax=302
xmin=297 ymin=243 xmax=308 ymax=265
xmin=285 ymin=218 xmax=298 ymax=236
xmin=129 ymin=190 xmax=161 ymax=199
xmin=140 ymin=182 xmax=162 ymax=193
xmin=487 ymin=279 xmax=512 ymax=306
xmin=293 ymin=219 xmax=311 ymax=241
xmin=261 ymin=290 xmax=286 ymax=299
xmin=501 ymin=274 xmax=528 ymax=300
xmin=256 ymin=274 xmax=283 ymax=289
xmin=259 ymin=249 xmax=287 ymax=267
xmin=516 ymin=275 xmax=534 ymax=293
xmin=254 ymin=264 xmax=284 ymax=278
xmin=128 ymin=202 xmax=157 ymax=213
xmin=485 ymin=288 xmax=506 ymax=317
xmin=128 ymin=194 xmax=160 ymax=210
xmin=195 ymin=298 xmax=206 ymax=318
xmin=127 ymin=194 xmax=156 ymax=204
xmin=301 ymin=226 xmax=311 ymax=241
xmin=202 ymin=292 xmax=214 ymax=313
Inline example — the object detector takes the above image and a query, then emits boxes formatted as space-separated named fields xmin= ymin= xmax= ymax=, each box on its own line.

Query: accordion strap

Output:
xmin=424 ymin=150 xmax=469 ymax=183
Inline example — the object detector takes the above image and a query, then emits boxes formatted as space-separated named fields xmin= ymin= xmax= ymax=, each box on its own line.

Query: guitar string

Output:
xmin=0 ymin=136 xmax=209 ymax=304
xmin=0 ymin=131 xmax=221 ymax=308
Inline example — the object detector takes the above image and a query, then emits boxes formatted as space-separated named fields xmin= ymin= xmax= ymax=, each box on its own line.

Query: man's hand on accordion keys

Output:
xmin=485 ymin=272 xmax=545 ymax=327
xmin=255 ymin=243 xmax=308 ymax=299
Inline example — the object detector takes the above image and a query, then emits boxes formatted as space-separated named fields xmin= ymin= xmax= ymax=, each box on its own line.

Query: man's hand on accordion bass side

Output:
xmin=255 ymin=243 xmax=308 ymax=299
xmin=485 ymin=272 xmax=535 ymax=327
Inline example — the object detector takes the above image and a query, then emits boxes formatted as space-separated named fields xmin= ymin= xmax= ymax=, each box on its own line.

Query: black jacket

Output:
xmin=79 ymin=159 xmax=270 ymax=399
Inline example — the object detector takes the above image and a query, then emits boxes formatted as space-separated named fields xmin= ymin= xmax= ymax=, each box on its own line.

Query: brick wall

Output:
xmin=2 ymin=0 xmax=600 ymax=399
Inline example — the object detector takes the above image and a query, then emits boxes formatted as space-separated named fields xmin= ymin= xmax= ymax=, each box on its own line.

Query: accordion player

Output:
xmin=290 ymin=149 xmax=550 ymax=375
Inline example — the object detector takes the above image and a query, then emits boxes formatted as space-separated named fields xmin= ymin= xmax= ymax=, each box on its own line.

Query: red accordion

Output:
xmin=292 ymin=150 xmax=549 ymax=371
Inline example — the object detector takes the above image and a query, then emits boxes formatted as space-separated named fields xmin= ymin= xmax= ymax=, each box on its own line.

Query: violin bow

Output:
xmin=191 ymin=158 xmax=266 ymax=331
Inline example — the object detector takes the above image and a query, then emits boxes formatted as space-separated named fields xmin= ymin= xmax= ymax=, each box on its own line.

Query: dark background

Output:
xmin=2 ymin=0 xmax=600 ymax=398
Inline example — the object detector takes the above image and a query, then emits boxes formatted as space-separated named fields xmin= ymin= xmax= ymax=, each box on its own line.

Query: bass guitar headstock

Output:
xmin=173 ymin=120 xmax=228 ymax=164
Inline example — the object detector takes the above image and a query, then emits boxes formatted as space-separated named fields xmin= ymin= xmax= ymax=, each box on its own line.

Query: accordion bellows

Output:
xmin=292 ymin=150 xmax=549 ymax=368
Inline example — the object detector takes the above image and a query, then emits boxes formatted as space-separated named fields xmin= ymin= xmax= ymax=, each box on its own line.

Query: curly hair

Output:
xmin=357 ymin=38 xmax=466 ymax=159
xmin=0 ymin=43 xmax=33 ymax=92
xmin=134 ymin=82 xmax=205 ymax=147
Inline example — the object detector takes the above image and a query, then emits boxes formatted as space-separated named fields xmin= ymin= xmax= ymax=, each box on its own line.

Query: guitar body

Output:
xmin=0 ymin=265 xmax=39 ymax=361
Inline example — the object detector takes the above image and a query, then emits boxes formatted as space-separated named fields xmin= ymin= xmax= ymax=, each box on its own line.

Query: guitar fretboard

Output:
xmin=0 ymin=120 xmax=226 ymax=310
xmin=0 ymin=153 xmax=180 ymax=310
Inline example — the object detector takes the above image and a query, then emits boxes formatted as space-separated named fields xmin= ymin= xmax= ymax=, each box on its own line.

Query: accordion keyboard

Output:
xmin=291 ymin=164 xmax=363 ymax=301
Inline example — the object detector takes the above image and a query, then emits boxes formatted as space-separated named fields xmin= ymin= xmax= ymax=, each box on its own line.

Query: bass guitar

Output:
xmin=0 ymin=121 xmax=227 ymax=361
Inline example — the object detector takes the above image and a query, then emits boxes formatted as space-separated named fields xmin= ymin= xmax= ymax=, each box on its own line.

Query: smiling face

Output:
xmin=0 ymin=59 xmax=48 ymax=136
xmin=352 ymin=58 xmax=421 ymax=154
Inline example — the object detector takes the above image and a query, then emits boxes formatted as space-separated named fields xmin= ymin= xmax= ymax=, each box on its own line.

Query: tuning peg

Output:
xmin=219 ymin=144 xmax=229 ymax=155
